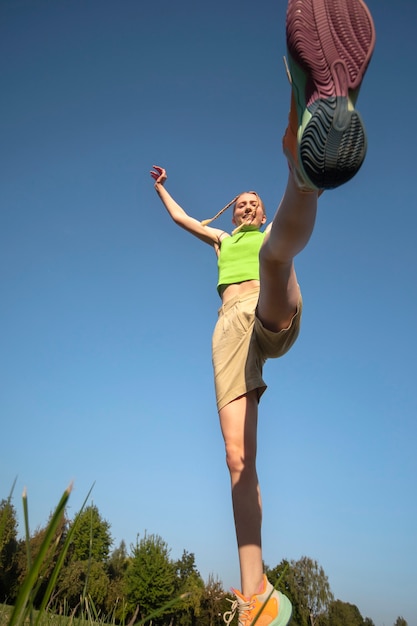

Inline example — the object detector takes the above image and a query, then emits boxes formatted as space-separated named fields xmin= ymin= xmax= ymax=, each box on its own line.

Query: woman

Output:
xmin=149 ymin=0 xmax=374 ymax=622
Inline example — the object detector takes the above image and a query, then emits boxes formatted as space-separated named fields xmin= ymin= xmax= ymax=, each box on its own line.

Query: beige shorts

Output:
xmin=212 ymin=288 xmax=302 ymax=411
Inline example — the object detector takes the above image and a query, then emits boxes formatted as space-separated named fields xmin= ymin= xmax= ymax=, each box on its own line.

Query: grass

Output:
xmin=7 ymin=484 xmax=97 ymax=626
xmin=0 ymin=600 xmax=121 ymax=626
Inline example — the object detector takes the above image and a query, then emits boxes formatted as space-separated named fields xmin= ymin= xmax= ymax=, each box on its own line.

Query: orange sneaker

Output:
xmin=223 ymin=575 xmax=292 ymax=626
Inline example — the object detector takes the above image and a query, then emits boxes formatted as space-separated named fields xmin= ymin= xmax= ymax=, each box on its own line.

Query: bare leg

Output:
xmin=218 ymin=175 xmax=318 ymax=599
xmin=219 ymin=390 xmax=263 ymax=598
xmin=258 ymin=172 xmax=318 ymax=331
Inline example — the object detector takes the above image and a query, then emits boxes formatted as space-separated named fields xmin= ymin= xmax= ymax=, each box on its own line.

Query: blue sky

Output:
xmin=1 ymin=0 xmax=416 ymax=624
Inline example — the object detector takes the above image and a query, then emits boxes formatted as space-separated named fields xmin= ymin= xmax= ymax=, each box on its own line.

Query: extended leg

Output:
xmin=219 ymin=391 xmax=263 ymax=598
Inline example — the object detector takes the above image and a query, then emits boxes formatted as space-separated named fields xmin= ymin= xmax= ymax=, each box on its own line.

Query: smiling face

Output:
xmin=232 ymin=192 xmax=267 ymax=229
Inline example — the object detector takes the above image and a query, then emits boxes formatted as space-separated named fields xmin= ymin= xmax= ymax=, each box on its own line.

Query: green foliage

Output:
xmin=174 ymin=551 xmax=205 ymax=625
xmin=69 ymin=505 xmax=112 ymax=563
xmin=3 ymin=485 xmax=411 ymax=626
xmin=125 ymin=532 xmax=176 ymax=624
xmin=2 ymin=486 xmax=227 ymax=626
xmin=200 ymin=574 xmax=228 ymax=626
xmin=319 ymin=599 xmax=365 ymax=626
xmin=0 ymin=499 xmax=19 ymax=602
xmin=105 ymin=541 xmax=129 ymax=621
xmin=8 ymin=486 xmax=72 ymax=626
xmin=108 ymin=540 xmax=128 ymax=581
xmin=176 ymin=550 xmax=201 ymax=584
xmin=265 ymin=559 xmax=292 ymax=596
xmin=56 ymin=560 xmax=110 ymax=612
xmin=291 ymin=556 xmax=333 ymax=626
xmin=266 ymin=557 xmax=333 ymax=626
xmin=15 ymin=510 xmax=69 ymax=606
xmin=266 ymin=560 xmax=305 ymax=626
xmin=53 ymin=504 xmax=113 ymax=614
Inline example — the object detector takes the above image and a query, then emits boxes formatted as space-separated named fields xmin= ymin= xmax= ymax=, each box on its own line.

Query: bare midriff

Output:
xmin=219 ymin=279 xmax=260 ymax=304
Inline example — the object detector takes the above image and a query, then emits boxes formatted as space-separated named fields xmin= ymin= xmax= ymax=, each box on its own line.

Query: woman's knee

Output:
xmin=224 ymin=440 xmax=256 ymax=477
xmin=219 ymin=391 xmax=258 ymax=477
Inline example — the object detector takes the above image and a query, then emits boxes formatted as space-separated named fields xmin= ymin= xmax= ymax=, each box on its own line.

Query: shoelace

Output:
xmin=223 ymin=597 xmax=255 ymax=625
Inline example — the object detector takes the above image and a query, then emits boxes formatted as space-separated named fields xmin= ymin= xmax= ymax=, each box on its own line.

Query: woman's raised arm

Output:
xmin=150 ymin=165 xmax=227 ymax=247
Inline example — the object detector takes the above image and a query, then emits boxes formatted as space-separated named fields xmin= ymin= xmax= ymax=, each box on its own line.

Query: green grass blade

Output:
xmin=8 ymin=485 xmax=72 ymax=626
xmin=22 ymin=487 xmax=34 ymax=626
xmin=22 ymin=487 xmax=32 ymax=572
xmin=35 ymin=483 xmax=95 ymax=621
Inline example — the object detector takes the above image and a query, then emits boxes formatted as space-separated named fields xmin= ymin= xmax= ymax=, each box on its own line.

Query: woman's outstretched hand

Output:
xmin=150 ymin=165 xmax=167 ymax=186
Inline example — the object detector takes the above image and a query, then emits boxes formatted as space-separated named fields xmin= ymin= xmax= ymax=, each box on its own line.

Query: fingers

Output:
xmin=150 ymin=165 xmax=161 ymax=180
xmin=150 ymin=164 xmax=166 ymax=183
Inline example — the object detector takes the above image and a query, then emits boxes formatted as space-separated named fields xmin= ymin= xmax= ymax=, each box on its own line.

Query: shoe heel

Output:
xmin=300 ymin=96 xmax=367 ymax=188
xmin=275 ymin=591 xmax=293 ymax=626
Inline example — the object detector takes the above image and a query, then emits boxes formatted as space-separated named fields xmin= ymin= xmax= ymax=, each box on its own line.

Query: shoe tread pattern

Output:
xmin=286 ymin=0 xmax=375 ymax=188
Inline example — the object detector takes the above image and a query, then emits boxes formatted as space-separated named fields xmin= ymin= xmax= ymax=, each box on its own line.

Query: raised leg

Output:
xmin=258 ymin=173 xmax=318 ymax=332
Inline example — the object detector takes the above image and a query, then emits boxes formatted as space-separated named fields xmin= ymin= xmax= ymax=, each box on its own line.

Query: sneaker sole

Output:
xmin=272 ymin=591 xmax=293 ymax=626
xmin=286 ymin=0 xmax=376 ymax=189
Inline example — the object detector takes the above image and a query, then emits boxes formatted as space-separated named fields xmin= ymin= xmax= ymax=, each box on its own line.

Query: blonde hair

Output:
xmin=201 ymin=191 xmax=264 ymax=235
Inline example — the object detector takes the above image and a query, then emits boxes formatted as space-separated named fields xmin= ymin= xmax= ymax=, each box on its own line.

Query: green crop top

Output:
xmin=217 ymin=227 xmax=266 ymax=294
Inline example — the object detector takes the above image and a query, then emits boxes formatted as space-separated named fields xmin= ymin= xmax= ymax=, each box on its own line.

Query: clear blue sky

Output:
xmin=1 ymin=1 xmax=416 ymax=625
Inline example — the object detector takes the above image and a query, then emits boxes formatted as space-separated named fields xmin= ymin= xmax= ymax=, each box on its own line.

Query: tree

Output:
xmin=265 ymin=559 xmax=292 ymax=597
xmin=319 ymin=599 xmax=365 ymax=626
xmin=108 ymin=540 xmax=128 ymax=580
xmin=200 ymin=574 xmax=227 ymax=626
xmin=53 ymin=504 xmax=112 ymax=614
xmin=174 ymin=550 xmax=205 ymax=625
xmin=176 ymin=550 xmax=200 ymax=584
xmin=125 ymin=532 xmax=176 ymax=624
xmin=394 ymin=618 xmax=408 ymax=626
xmin=0 ymin=499 xmax=19 ymax=601
xmin=69 ymin=504 xmax=112 ymax=562
xmin=106 ymin=540 xmax=129 ymax=621
xmin=57 ymin=559 xmax=110 ymax=613
xmin=291 ymin=556 xmax=334 ymax=626
xmin=266 ymin=557 xmax=333 ymax=626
